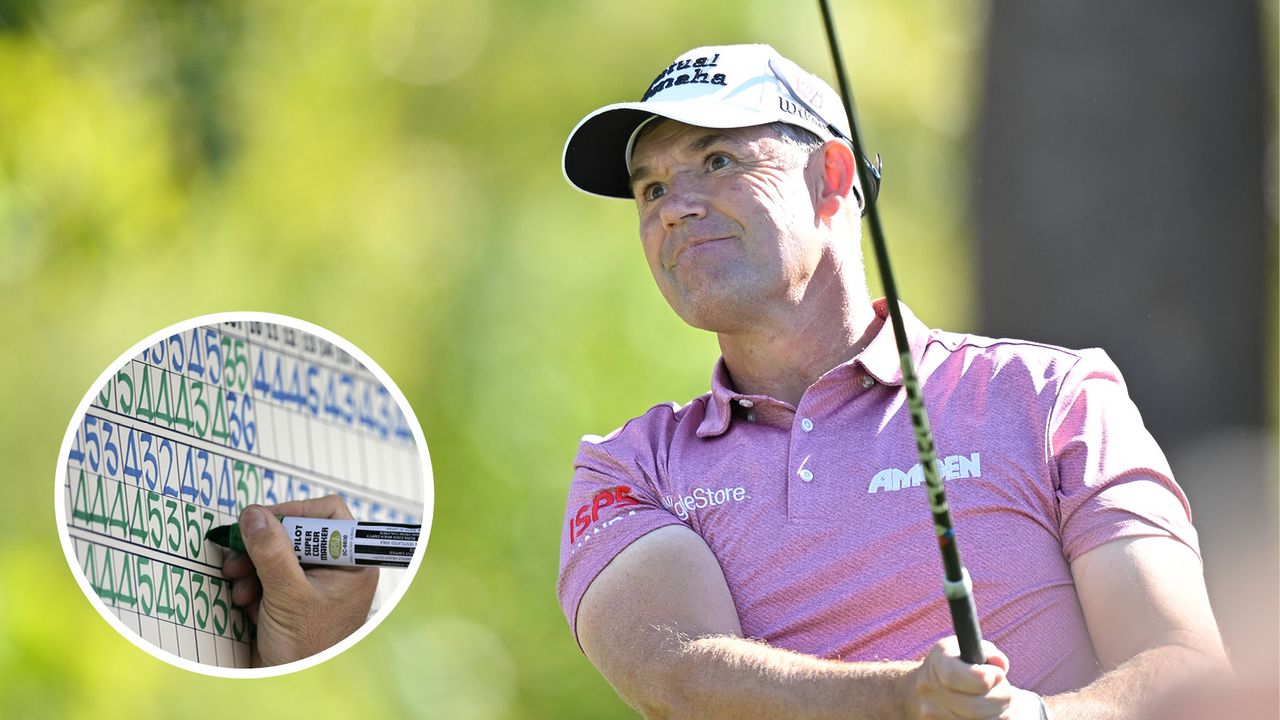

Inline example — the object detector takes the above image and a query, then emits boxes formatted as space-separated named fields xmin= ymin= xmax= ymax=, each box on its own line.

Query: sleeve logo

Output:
xmin=568 ymin=486 xmax=639 ymax=544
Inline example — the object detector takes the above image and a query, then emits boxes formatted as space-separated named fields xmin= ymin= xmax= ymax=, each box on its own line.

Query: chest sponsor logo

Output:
xmin=568 ymin=486 xmax=639 ymax=544
xmin=867 ymin=452 xmax=981 ymax=494
xmin=662 ymin=484 xmax=750 ymax=521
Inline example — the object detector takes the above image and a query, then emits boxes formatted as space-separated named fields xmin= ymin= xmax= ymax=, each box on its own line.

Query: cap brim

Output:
xmin=562 ymin=101 xmax=779 ymax=199
xmin=562 ymin=105 xmax=654 ymax=199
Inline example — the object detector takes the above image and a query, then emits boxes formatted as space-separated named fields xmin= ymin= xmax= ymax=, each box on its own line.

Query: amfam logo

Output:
xmin=663 ymin=485 xmax=750 ymax=521
xmin=867 ymin=452 xmax=981 ymax=494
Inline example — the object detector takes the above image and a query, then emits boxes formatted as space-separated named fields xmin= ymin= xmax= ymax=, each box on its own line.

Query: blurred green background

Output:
xmin=0 ymin=1 xmax=1273 ymax=718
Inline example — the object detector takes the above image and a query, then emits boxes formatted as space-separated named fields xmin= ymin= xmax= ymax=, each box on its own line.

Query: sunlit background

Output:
xmin=1 ymin=1 xmax=1275 ymax=717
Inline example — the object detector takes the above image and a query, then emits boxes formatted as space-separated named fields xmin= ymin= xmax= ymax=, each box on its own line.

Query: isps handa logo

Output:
xmin=568 ymin=486 xmax=639 ymax=544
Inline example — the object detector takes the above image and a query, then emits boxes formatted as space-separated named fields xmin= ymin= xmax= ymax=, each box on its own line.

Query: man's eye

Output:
xmin=643 ymin=183 xmax=666 ymax=202
xmin=706 ymin=153 xmax=731 ymax=171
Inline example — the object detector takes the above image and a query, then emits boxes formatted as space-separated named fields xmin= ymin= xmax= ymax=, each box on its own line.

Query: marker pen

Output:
xmin=206 ymin=517 xmax=420 ymax=568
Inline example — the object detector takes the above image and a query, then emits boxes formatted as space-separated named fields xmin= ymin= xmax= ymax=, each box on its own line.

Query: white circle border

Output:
xmin=53 ymin=311 xmax=435 ymax=678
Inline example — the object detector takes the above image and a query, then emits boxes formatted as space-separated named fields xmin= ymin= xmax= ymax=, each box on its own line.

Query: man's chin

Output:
xmin=669 ymin=294 xmax=768 ymax=335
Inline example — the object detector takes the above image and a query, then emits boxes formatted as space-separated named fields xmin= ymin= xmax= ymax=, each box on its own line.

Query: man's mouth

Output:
xmin=670 ymin=236 xmax=732 ymax=268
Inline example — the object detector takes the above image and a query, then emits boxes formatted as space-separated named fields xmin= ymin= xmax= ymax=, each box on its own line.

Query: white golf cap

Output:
xmin=562 ymin=43 xmax=858 ymax=200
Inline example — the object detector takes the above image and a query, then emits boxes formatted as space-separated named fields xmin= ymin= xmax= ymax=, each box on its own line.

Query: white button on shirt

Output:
xmin=801 ymin=418 xmax=814 ymax=432
xmin=861 ymin=376 xmax=874 ymax=389
xmin=738 ymin=398 xmax=754 ymax=408
xmin=799 ymin=469 xmax=814 ymax=482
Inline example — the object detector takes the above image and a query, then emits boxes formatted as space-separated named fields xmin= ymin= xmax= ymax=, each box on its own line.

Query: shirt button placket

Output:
xmin=789 ymin=395 xmax=822 ymax=521
xmin=796 ymin=412 xmax=815 ymax=484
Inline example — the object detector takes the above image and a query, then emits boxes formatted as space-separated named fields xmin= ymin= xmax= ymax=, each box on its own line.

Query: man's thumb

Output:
xmin=238 ymin=505 xmax=308 ymax=594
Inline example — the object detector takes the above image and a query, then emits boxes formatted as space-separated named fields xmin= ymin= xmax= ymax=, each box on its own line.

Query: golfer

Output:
xmin=556 ymin=43 xmax=1227 ymax=718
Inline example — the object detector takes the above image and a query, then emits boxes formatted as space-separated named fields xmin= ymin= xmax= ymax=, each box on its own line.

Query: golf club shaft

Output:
xmin=817 ymin=0 xmax=986 ymax=665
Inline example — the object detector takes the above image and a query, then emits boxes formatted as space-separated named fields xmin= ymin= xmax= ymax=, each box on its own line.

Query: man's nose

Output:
xmin=659 ymin=182 xmax=708 ymax=229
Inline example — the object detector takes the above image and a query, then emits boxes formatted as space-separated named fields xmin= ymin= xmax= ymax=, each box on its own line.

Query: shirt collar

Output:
xmin=695 ymin=299 xmax=930 ymax=438
xmin=697 ymin=358 xmax=739 ymax=438
xmin=856 ymin=298 xmax=931 ymax=388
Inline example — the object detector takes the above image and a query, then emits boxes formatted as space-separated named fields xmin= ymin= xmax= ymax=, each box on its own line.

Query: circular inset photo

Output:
xmin=54 ymin=312 xmax=433 ymax=677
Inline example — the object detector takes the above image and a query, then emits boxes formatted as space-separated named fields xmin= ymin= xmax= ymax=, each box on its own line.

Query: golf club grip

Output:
xmin=949 ymin=593 xmax=987 ymax=664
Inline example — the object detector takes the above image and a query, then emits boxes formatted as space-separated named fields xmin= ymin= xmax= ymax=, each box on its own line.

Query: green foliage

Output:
xmin=0 ymin=0 xmax=984 ymax=717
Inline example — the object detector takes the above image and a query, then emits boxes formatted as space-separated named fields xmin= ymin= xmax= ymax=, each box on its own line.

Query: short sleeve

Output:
xmin=1050 ymin=349 xmax=1199 ymax=564
xmin=556 ymin=419 xmax=687 ymax=647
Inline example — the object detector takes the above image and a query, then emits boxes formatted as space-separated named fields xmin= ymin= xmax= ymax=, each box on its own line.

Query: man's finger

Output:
xmin=920 ymin=685 xmax=1014 ymax=720
xmin=222 ymin=552 xmax=255 ymax=580
xmin=265 ymin=494 xmax=354 ymax=521
xmin=978 ymin=641 xmax=1010 ymax=672
xmin=928 ymin=641 xmax=1006 ymax=695
xmin=231 ymin=574 xmax=262 ymax=607
xmin=237 ymin=505 xmax=309 ymax=595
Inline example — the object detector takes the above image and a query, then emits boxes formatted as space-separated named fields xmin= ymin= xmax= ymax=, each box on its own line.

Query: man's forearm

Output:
xmin=1045 ymin=640 xmax=1230 ymax=720
xmin=616 ymin=631 xmax=916 ymax=720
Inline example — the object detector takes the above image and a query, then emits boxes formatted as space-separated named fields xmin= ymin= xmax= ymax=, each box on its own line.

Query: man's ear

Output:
xmin=812 ymin=139 xmax=862 ymax=219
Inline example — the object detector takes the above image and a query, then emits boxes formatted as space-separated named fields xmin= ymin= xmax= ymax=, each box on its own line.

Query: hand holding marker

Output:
xmin=207 ymin=514 xmax=420 ymax=567
xmin=215 ymin=495 xmax=416 ymax=667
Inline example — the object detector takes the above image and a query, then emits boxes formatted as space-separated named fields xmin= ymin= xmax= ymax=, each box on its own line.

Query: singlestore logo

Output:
xmin=662 ymin=484 xmax=750 ymax=521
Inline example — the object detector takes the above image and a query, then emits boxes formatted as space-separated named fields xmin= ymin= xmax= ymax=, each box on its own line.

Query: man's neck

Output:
xmin=717 ymin=287 xmax=879 ymax=408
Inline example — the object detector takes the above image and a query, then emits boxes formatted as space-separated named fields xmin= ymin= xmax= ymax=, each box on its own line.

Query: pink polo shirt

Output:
xmin=556 ymin=300 xmax=1198 ymax=694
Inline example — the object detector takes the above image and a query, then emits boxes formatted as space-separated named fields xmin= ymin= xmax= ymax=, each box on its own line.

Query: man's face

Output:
xmin=628 ymin=120 xmax=825 ymax=333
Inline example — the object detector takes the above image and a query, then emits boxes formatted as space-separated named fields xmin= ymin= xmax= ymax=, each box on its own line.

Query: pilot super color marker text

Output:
xmin=206 ymin=517 xmax=420 ymax=568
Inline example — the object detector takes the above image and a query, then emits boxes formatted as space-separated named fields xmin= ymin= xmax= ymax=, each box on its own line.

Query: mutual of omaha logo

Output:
xmin=643 ymin=53 xmax=728 ymax=101
xmin=867 ymin=452 xmax=982 ymax=494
